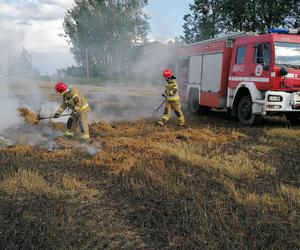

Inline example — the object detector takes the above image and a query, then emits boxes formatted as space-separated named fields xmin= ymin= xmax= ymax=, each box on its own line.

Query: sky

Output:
xmin=0 ymin=0 xmax=193 ymax=75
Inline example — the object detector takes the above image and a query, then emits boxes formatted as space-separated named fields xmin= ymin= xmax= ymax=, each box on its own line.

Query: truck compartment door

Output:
xmin=202 ymin=53 xmax=223 ymax=92
xmin=201 ymin=53 xmax=224 ymax=107
xmin=188 ymin=56 xmax=202 ymax=85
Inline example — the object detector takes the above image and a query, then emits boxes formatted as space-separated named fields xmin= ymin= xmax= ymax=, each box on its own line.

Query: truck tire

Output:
xmin=188 ymin=91 xmax=201 ymax=114
xmin=237 ymin=96 xmax=261 ymax=125
xmin=286 ymin=113 xmax=300 ymax=125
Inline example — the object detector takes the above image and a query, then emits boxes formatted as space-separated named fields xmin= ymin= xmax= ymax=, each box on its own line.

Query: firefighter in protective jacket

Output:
xmin=54 ymin=82 xmax=90 ymax=141
xmin=157 ymin=69 xmax=185 ymax=126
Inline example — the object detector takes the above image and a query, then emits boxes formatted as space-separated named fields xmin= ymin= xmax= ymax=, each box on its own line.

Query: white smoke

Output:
xmin=130 ymin=41 xmax=175 ymax=81
xmin=0 ymin=79 xmax=20 ymax=132
xmin=86 ymin=86 xmax=162 ymax=123
xmin=0 ymin=32 xmax=23 ymax=133
xmin=0 ymin=29 xmax=60 ymax=142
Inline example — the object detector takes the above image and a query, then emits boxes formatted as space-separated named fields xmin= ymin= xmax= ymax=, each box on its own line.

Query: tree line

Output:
xmin=61 ymin=0 xmax=300 ymax=78
xmin=182 ymin=0 xmax=300 ymax=42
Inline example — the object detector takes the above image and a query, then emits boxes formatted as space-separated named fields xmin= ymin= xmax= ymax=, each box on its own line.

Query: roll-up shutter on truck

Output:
xmin=202 ymin=53 xmax=223 ymax=92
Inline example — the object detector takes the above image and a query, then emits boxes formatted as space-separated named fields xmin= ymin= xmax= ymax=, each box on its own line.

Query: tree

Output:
xmin=182 ymin=0 xmax=223 ymax=43
xmin=63 ymin=0 xmax=150 ymax=77
xmin=182 ymin=0 xmax=300 ymax=43
xmin=222 ymin=0 xmax=297 ymax=33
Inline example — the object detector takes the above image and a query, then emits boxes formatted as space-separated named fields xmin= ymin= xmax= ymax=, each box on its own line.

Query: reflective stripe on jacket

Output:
xmin=56 ymin=88 xmax=90 ymax=114
xmin=165 ymin=79 xmax=179 ymax=101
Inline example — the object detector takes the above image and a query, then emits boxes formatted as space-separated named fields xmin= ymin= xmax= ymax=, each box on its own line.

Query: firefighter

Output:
xmin=157 ymin=69 xmax=185 ymax=126
xmin=54 ymin=82 xmax=90 ymax=141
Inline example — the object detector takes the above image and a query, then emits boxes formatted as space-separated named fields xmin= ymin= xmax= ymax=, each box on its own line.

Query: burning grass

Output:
xmin=17 ymin=107 xmax=39 ymax=125
xmin=0 ymin=117 xmax=299 ymax=249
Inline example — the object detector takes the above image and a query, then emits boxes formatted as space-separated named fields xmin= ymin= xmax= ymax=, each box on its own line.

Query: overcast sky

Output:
xmin=0 ymin=0 xmax=193 ymax=75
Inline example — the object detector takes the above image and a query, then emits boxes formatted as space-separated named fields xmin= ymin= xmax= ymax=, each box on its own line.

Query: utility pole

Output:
xmin=85 ymin=48 xmax=89 ymax=80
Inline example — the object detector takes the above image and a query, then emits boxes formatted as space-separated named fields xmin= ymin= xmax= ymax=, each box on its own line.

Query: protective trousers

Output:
xmin=65 ymin=112 xmax=90 ymax=140
xmin=162 ymin=100 xmax=185 ymax=125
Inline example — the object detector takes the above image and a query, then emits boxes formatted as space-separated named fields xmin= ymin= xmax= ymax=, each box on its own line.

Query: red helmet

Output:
xmin=162 ymin=69 xmax=173 ymax=78
xmin=55 ymin=82 xmax=68 ymax=93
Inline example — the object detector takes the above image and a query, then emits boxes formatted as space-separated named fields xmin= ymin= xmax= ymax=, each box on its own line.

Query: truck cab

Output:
xmin=228 ymin=32 xmax=300 ymax=124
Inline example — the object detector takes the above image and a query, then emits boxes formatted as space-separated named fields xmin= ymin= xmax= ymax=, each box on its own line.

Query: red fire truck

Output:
xmin=176 ymin=29 xmax=300 ymax=125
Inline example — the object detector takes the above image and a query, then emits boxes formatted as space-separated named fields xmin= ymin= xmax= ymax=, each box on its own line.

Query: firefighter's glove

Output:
xmin=72 ymin=111 xmax=78 ymax=116
xmin=53 ymin=113 xmax=60 ymax=119
xmin=162 ymin=93 xmax=166 ymax=98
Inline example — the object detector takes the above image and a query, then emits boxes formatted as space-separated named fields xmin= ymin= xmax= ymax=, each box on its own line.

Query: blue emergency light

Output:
xmin=268 ymin=27 xmax=300 ymax=34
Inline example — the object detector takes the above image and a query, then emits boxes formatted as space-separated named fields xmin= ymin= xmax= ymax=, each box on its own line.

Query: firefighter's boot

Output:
xmin=176 ymin=115 xmax=185 ymax=126
xmin=80 ymin=132 xmax=91 ymax=143
xmin=64 ymin=131 xmax=74 ymax=139
xmin=157 ymin=102 xmax=171 ymax=126
xmin=80 ymin=137 xmax=91 ymax=143
xmin=177 ymin=121 xmax=185 ymax=127
xmin=157 ymin=119 xmax=167 ymax=126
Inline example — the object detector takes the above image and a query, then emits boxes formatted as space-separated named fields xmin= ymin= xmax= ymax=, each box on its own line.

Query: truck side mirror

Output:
xmin=279 ymin=66 xmax=288 ymax=76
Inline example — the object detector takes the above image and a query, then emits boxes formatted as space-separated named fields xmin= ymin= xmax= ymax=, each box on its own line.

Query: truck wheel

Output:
xmin=237 ymin=96 xmax=261 ymax=125
xmin=286 ymin=113 xmax=300 ymax=125
xmin=188 ymin=91 xmax=201 ymax=114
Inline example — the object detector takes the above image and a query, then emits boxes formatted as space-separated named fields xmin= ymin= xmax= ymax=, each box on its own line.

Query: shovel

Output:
xmin=152 ymin=99 xmax=166 ymax=120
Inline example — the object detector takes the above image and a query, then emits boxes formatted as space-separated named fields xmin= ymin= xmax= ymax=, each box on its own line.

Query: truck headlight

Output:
xmin=268 ymin=95 xmax=283 ymax=102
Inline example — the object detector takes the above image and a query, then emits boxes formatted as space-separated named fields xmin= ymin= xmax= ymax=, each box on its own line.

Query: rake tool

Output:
xmin=18 ymin=107 xmax=72 ymax=125
xmin=35 ymin=107 xmax=72 ymax=121
xmin=37 ymin=113 xmax=71 ymax=121
xmin=152 ymin=99 xmax=166 ymax=120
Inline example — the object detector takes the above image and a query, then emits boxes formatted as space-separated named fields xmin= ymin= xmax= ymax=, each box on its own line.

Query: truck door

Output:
xmin=250 ymin=43 xmax=271 ymax=89
xmin=230 ymin=46 xmax=247 ymax=83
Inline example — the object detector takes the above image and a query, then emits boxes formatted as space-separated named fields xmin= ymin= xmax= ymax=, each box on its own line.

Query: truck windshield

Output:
xmin=275 ymin=42 xmax=300 ymax=68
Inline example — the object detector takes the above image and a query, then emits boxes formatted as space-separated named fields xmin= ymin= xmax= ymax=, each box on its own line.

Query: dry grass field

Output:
xmin=0 ymin=111 xmax=299 ymax=249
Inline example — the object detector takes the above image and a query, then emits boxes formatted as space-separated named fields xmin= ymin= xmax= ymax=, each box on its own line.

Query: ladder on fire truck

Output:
xmin=184 ymin=32 xmax=256 ymax=47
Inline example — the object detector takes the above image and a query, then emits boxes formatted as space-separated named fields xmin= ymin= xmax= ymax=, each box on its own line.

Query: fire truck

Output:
xmin=176 ymin=28 xmax=300 ymax=125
